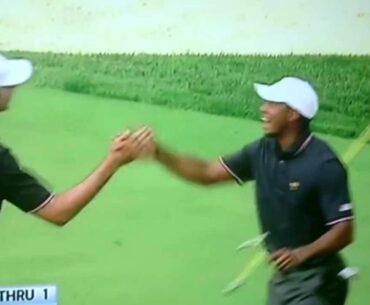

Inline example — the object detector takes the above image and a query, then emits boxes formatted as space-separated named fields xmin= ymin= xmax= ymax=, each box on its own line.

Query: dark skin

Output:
xmin=261 ymin=102 xmax=353 ymax=271
xmin=136 ymin=101 xmax=354 ymax=271
xmin=270 ymin=221 xmax=353 ymax=271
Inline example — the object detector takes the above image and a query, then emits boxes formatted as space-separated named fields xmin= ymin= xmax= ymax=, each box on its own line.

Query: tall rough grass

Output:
xmin=5 ymin=51 xmax=370 ymax=138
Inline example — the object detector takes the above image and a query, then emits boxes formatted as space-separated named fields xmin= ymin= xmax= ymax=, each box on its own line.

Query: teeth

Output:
xmin=261 ymin=117 xmax=268 ymax=122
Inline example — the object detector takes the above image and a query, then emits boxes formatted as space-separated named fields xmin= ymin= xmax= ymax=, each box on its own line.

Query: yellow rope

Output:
xmin=341 ymin=124 xmax=370 ymax=164
xmin=223 ymin=123 xmax=370 ymax=294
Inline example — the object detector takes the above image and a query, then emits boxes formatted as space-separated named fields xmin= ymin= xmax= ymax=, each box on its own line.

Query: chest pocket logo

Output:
xmin=289 ymin=181 xmax=300 ymax=191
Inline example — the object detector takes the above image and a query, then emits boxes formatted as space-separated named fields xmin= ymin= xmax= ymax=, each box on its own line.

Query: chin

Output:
xmin=265 ymin=132 xmax=278 ymax=138
xmin=263 ymin=128 xmax=277 ymax=137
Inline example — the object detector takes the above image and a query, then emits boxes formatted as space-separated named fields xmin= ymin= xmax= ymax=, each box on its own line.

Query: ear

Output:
xmin=287 ymin=109 xmax=300 ymax=122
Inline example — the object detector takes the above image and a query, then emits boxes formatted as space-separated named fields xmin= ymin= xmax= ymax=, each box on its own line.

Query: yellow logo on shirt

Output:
xmin=289 ymin=181 xmax=300 ymax=191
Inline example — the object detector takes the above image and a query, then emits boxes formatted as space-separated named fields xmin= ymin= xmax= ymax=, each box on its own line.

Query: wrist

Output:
xmin=294 ymin=245 xmax=313 ymax=263
xmin=103 ymin=155 xmax=124 ymax=172
xmin=153 ymin=144 xmax=162 ymax=160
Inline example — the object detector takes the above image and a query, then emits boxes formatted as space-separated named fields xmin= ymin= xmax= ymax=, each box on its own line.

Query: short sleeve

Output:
xmin=316 ymin=159 xmax=354 ymax=226
xmin=219 ymin=140 xmax=260 ymax=184
xmin=0 ymin=147 xmax=54 ymax=213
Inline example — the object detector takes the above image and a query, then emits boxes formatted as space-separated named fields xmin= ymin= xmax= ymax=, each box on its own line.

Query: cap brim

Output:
xmin=0 ymin=59 xmax=33 ymax=87
xmin=253 ymin=83 xmax=285 ymax=103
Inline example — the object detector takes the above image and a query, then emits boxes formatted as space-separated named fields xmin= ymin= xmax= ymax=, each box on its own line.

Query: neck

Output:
xmin=277 ymin=124 xmax=304 ymax=151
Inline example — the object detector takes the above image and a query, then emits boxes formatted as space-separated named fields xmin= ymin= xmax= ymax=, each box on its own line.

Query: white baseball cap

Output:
xmin=254 ymin=76 xmax=319 ymax=119
xmin=0 ymin=53 xmax=33 ymax=88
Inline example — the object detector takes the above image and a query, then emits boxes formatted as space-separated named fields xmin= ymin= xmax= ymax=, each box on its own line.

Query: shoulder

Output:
xmin=307 ymin=136 xmax=348 ymax=176
xmin=0 ymin=143 xmax=9 ymax=154
xmin=232 ymin=138 xmax=264 ymax=155
xmin=241 ymin=137 xmax=266 ymax=158
xmin=0 ymin=144 xmax=12 ymax=162
xmin=307 ymin=136 xmax=341 ymax=162
xmin=0 ymin=144 xmax=20 ymax=173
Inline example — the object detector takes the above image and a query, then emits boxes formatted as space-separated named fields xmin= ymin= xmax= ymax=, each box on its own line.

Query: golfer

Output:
xmin=140 ymin=76 xmax=354 ymax=305
xmin=0 ymin=53 xmax=151 ymax=225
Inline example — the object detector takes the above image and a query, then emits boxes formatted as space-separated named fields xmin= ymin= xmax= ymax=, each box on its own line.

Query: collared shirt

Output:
xmin=0 ymin=144 xmax=54 ymax=214
xmin=220 ymin=131 xmax=354 ymax=262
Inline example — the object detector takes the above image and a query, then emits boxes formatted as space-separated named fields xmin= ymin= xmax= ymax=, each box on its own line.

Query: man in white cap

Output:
xmin=0 ymin=53 xmax=152 ymax=225
xmin=139 ymin=76 xmax=354 ymax=304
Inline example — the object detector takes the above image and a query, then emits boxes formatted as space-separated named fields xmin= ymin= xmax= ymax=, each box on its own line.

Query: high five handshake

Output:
xmin=110 ymin=127 xmax=156 ymax=164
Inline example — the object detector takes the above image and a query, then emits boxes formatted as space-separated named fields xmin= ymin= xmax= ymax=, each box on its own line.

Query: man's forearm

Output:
xmin=155 ymin=146 xmax=211 ymax=185
xmin=298 ymin=221 xmax=353 ymax=261
xmin=36 ymin=157 xmax=121 ymax=225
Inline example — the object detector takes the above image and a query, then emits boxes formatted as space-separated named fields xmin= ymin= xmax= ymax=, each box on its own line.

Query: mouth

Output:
xmin=261 ymin=116 xmax=272 ymax=130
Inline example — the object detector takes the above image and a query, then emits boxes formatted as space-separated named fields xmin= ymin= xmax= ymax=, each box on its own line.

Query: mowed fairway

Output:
xmin=0 ymin=87 xmax=368 ymax=305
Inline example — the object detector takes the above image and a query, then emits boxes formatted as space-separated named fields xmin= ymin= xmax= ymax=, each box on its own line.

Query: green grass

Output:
xmin=0 ymin=86 xmax=368 ymax=305
xmin=3 ymin=51 xmax=370 ymax=138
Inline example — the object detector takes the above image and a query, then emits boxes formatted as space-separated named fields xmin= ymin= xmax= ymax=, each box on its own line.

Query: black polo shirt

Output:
xmin=221 ymin=130 xmax=354 ymax=264
xmin=0 ymin=144 xmax=54 ymax=214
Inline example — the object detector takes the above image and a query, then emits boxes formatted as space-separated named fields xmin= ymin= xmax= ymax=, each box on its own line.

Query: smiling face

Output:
xmin=260 ymin=101 xmax=300 ymax=136
xmin=0 ymin=87 xmax=14 ymax=112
